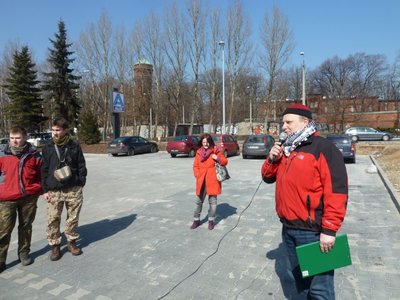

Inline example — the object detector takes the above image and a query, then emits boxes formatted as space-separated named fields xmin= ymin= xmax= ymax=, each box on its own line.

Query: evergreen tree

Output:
xmin=78 ymin=110 xmax=101 ymax=144
xmin=43 ymin=20 xmax=81 ymax=129
xmin=4 ymin=46 xmax=46 ymax=132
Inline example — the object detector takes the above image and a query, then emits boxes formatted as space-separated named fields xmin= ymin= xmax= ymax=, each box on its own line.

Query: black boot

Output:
xmin=0 ymin=262 xmax=5 ymax=273
xmin=19 ymin=252 xmax=33 ymax=266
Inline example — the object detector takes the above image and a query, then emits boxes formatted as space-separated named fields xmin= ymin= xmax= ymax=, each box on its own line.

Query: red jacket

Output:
xmin=193 ymin=147 xmax=228 ymax=196
xmin=0 ymin=145 xmax=42 ymax=201
xmin=261 ymin=134 xmax=348 ymax=236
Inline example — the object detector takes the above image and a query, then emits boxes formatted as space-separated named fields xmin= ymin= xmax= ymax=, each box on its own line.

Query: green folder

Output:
xmin=296 ymin=234 xmax=352 ymax=278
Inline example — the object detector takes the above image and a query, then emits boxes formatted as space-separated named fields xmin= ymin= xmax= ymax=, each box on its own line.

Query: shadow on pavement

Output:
xmin=215 ymin=203 xmax=237 ymax=224
xmin=266 ymin=242 xmax=296 ymax=298
xmin=78 ymin=213 xmax=137 ymax=248
xmin=22 ymin=213 xmax=137 ymax=265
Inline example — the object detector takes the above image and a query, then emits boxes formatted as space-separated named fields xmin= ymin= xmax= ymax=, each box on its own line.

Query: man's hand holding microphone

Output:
xmin=268 ymin=132 xmax=287 ymax=163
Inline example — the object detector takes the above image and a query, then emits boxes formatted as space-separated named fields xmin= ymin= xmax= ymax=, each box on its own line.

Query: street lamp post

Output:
xmin=300 ymin=52 xmax=306 ymax=105
xmin=219 ymin=40 xmax=226 ymax=134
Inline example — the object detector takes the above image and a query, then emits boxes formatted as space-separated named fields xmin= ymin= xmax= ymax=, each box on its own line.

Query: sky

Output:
xmin=0 ymin=0 xmax=399 ymax=70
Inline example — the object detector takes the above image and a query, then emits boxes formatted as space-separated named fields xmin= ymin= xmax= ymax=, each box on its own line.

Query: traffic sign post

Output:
xmin=111 ymin=88 xmax=124 ymax=139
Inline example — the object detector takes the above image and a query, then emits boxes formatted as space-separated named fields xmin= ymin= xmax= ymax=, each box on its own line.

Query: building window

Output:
xmin=324 ymin=106 xmax=328 ymax=113
xmin=350 ymin=105 xmax=354 ymax=112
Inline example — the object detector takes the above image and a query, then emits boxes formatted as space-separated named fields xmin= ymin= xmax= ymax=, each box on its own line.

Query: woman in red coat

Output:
xmin=191 ymin=133 xmax=228 ymax=230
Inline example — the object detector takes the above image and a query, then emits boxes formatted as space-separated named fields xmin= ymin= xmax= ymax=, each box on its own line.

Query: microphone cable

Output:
xmin=157 ymin=160 xmax=276 ymax=300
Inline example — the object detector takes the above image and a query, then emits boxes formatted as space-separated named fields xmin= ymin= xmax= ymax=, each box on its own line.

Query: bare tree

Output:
xmin=112 ymin=24 xmax=134 ymax=134
xmin=226 ymin=0 xmax=252 ymax=133
xmin=141 ymin=11 xmax=166 ymax=138
xmin=76 ymin=12 xmax=113 ymax=141
xmin=350 ymin=53 xmax=387 ymax=111
xmin=184 ymin=0 xmax=207 ymax=134
xmin=164 ymin=1 xmax=188 ymax=136
xmin=311 ymin=56 xmax=355 ymax=130
xmin=0 ymin=41 xmax=21 ymax=133
xmin=202 ymin=7 xmax=223 ymax=131
xmin=259 ymin=5 xmax=294 ymax=131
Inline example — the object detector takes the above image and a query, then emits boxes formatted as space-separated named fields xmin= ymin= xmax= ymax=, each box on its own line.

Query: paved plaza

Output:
xmin=1 ymin=152 xmax=400 ymax=299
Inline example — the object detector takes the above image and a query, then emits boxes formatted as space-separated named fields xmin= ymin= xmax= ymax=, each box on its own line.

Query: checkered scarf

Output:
xmin=283 ymin=120 xmax=317 ymax=157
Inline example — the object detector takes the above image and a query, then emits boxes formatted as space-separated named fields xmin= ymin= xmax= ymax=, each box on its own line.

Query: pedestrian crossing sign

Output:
xmin=112 ymin=92 xmax=125 ymax=113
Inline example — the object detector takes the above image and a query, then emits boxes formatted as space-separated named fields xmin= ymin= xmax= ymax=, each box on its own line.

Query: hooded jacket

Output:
xmin=41 ymin=139 xmax=87 ymax=192
xmin=261 ymin=134 xmax=348 ymax=236
xmin=0 ymin=143 xmax=42 ymax=201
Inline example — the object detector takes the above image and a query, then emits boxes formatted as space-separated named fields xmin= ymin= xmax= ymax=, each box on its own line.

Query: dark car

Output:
xmin=107 ymin=136 xmax=158 ymax=156
xmin=326 ymin=134 xmax=356 ymax=163
xmin=0 ymin=137 xmax=8 ymax=153
xmin=242 ymin=134 xmax=275 ymax=159
xmin=166 ymin=135 xmax=200 ymax=158
xmin=344 ymin=127 xmax=393 ymax=142
xmin=211 ymin=134 xmax=240 ymax=157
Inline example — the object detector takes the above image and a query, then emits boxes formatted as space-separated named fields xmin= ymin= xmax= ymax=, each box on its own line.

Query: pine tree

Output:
xmin=78 ymin=110 xmax=101 ymax=144
xmin=4 ymin=46 xmax=46 ymax=132
xmin=43 ymin=20 xmax=81 ymax=130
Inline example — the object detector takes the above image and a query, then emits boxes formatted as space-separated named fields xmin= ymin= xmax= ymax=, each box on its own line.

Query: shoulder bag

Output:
xmin=215 ymin=161 xmax=230 ymax=182
xmin=53 ymin=145 xmax=72 ymax=182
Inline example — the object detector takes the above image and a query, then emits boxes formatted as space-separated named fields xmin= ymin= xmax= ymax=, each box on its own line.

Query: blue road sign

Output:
xmin=113 ymin=92 xmax=125 ymax=113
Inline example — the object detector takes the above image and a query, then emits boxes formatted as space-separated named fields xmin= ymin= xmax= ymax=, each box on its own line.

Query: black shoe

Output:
xmin=0 ymin=262 xmax=6 ymax=273
xmin=19 ymin=252 xmax=33 ymax=266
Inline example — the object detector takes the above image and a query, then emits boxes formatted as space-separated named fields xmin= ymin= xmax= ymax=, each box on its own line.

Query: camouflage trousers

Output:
xmin=0 ymin=195 xmax=38 ymax=263
xmin=46 ymin=186 xmax=83 ymax=246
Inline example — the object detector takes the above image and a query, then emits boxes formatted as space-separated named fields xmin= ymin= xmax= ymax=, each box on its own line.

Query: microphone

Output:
xmin=278 ymin=132 xmax=287 ymax=144
xmin=269 ymin=132 xmax=287 ymax=162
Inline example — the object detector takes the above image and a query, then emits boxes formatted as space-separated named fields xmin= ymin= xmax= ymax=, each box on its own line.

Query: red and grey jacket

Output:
xmin=261 ymin=134 xmax=348 ymax=236
xmin=0 ymin=143 xmax=42 ymax=201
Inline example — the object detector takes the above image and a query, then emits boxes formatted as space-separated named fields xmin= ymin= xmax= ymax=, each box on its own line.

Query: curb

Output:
xmin=370 ymin=155 xmax=400 ymax=214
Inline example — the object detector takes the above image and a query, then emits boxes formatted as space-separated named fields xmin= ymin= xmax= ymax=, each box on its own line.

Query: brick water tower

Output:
xmin=134 ymin=59 xmax=153 ymax=136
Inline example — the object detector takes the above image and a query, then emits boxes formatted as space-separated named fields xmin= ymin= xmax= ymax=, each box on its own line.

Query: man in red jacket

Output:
xmin=262 ymin=104 xmax=348 ymax=299
xmin=0 ymin=126 xmax=42 ymax=273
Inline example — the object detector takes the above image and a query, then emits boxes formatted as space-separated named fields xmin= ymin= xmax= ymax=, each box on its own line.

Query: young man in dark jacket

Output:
xmin=0 ymin=126 xmax=42 ymax=273
xmin=41 ymin=117 xmax=87 ymax=261
xmin=262 ymin=104 xmax=348 ymax=299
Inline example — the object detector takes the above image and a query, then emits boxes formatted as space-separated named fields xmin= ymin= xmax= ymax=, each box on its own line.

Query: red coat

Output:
xmin=261 ymin=134 xmax=348 ymax=235
xmin=0 ymin=145 xmax=42 ymax=201
xmin=193 ymin=147 xmax=228 ymax=196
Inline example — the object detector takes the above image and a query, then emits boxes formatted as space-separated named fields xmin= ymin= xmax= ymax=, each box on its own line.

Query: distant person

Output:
xmin=41 ymin=117 xmax=87 ymax=261
xmin=0 ymin=126 xmax=42 ymax=273
xmin=191 ymin=133 xmax=228 ymax=230
xmin=261 ymin=104 xmax=348 ymax=299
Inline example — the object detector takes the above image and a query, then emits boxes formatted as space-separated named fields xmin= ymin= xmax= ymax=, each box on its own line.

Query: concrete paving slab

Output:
xmin=0 ymin=153 xmax=399 ymax=299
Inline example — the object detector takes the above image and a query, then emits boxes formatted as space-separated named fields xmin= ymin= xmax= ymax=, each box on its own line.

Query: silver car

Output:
xmin=242 ymin=134 xmax=275 ymax=159
xmin=344 ymin=127 xmax=393 ymax=142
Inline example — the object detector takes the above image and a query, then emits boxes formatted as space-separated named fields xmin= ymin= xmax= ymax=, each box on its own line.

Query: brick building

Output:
xmin=304 ymin=94 xmax=400 ymax=130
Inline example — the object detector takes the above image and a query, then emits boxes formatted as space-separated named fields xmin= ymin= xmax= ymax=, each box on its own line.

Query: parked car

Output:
xmin=344 ymin=127 xmax=393 ymax=142
xmin=166 ymin=135 xmax=200 ymax=158
xmin=326 ymin=134 xmax=356 ymax=163
xmin=242 ymin=134 xmax=275 ymax=159
xmin=0 ymin=137 xmax=8 ymax=152
xmin=107 ymin=136 xmax=158 ymax=156
xmin=27 ymin=132 xmax=52 ymax=146
xmin=210 ymin=134 xmax=240 ymax=157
